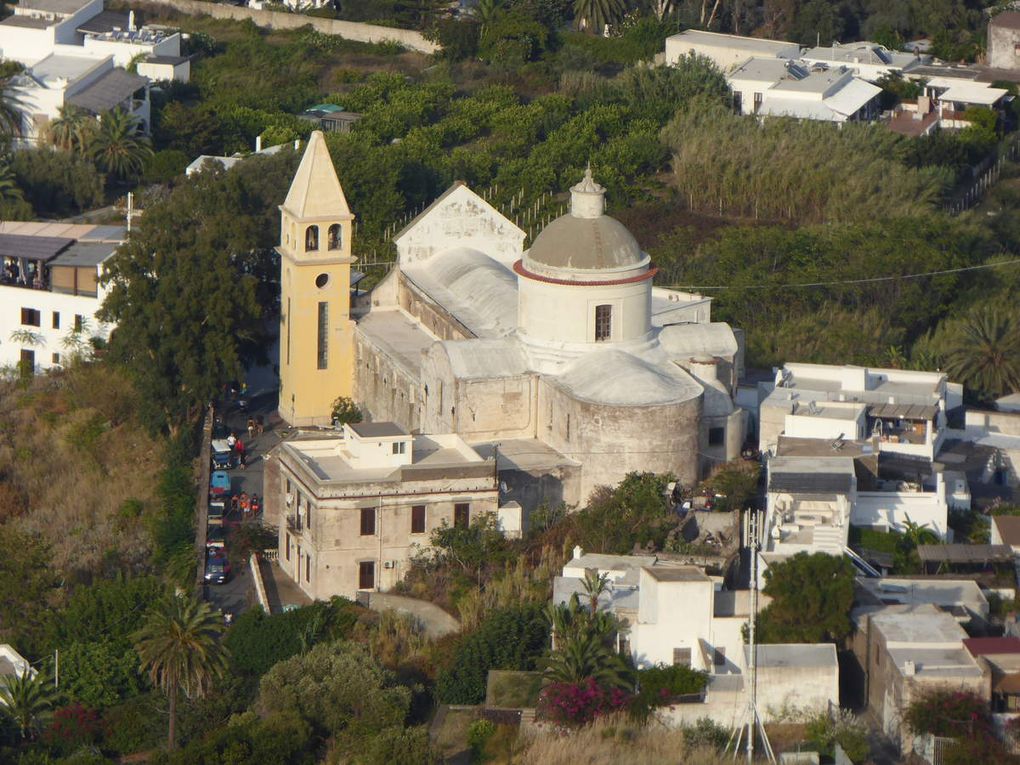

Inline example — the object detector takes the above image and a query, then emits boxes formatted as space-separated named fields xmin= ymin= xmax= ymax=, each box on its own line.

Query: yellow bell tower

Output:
xmin=277 ymin=131 xmax=356 ymax=426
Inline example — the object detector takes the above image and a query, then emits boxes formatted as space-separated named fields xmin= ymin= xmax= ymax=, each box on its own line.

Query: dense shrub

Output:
xmin=568 ymin=472 xmax=677 ymax=554
xmin=435 ymin=604 xmax=549 ymax=704
xmin=538 ymin=678 xmax=631 ymax=726
xmin=8 ymin=149 xmax=104 ymax=216
xmin=904 ymin=688 xmax=991 ymax=738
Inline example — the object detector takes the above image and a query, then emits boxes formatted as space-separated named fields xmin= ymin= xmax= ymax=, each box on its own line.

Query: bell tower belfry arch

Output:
xmin=278 ymin=130 xmax=356 ymax=426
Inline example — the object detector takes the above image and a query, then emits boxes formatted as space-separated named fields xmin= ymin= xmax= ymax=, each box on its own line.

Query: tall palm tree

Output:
xmin=89 ymin=109 xmax=152 ymax=180
xmin=0 ymin=160 xmax=24 ymax=207
xmin=133 ymin=595 xmax=229 ymax=750
xmin=581 ymin=568 xmax=610 ymax=614
xmin=0 ymin=78 xmax=24 ymax=142
xmin=573 ymin=0 xmax=628 ymax=33
xmin=47 ymin=105 xmax=96 ymax=154
xmin=0 ymin=669 xmax=56 ymax=740
xmin=943 ymin=306 xmax=1020 ymax=400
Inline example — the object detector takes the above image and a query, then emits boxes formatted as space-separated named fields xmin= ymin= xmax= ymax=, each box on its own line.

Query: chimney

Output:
xmin=128 ymin=10 xmax=135 ymax=31
xmin=255 ymin=135 xmax=262 ymax=152
xmin=573 ymin=545 xmax=583 ymax=560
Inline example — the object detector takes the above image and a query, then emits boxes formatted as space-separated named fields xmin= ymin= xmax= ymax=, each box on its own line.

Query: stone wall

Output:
xmin=137 ymin=0 xmax=439 ymax=54
xmin=354 ymin=329 xmax=422 ymax=432
xmin=989 ymin=18 xmax=1020 ymax=70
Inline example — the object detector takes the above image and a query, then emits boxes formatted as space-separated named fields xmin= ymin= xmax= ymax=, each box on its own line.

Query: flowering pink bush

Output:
xmin=904 ymin=689 xmax=991 ymax=738
xmin=537 ymin=679 xmax=632 ymax=726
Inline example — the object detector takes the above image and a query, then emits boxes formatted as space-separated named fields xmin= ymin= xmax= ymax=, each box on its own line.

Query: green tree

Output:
xmin=0 ymin=76 xmax=23 ymax=140
xmin=8 ymin=148 xmax=104 ymax=216
xmin=0 ymin=669 xmax=56 ymax=740
xmin=330 ymin=396 xmax=363 ymax=426
xmin=544 ymin=630 xmax=632 ymax=688
xmin=756 ymin=552 xmax=855 ymax=644
xmin=47 ymin=106 xmax=96 ymax=155
xmin=89 ymin=109 xmax=153 ymax=180
xmin=942 ymin=305 xmax=1020 ymax=400
xmin=57 ymin=640 xmax=142 ymax=708
xmin=571 ymin=472 xmax=676 ymax=554
xmin=0 ymin=530 xmax=59 ymax=655
xmin=133 ymin=595 xmax=229 ymax=750
xmin=573 ymin=0 xmax=628 ymax=32
xmin=580 ymin=569 xmax=609 ymax=614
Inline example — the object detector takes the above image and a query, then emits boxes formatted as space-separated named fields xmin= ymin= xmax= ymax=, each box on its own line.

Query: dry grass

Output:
xmin=517 ymin=716 xmax=735 ymax=765
xmin=0 ymin=363 xmax=165 ymax=579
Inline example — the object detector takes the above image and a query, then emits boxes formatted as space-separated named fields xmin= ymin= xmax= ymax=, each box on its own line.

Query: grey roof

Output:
xmin=992 ymin=11 xmax=1020 ymax=30
xmin=78 ymin=225 xmax=126 ymax=242
xmin=527 ymin=213 xmax=645 ymax=273
xmin=868 ymin=402 xmax=938 ymax=420
xmin=1 ymin=15 xmax=52 ymax=28
xmin=743 ymin=644 xmax=837 ymax=668
xmin=20 ymin=0 xmax=92 ymax=14
xmin=769 ymin=471 xmax=854 ymax=494
xmin=49 ymin=241 xmax=118 ymax=268
xmin=917 ymin=544 xmax=1013 ymax=564
xmin=0 ymin=234 xmax=73 ymax=262
xmin=67 ymin=69 xmax=147 ymax=113
xmin=145 ymin=55 xmax=189 ymax=65
xmin=642 ymin=566 xmax=710 ymax=583
xmin=553 ymin=348 xmax=702 ymax=407
xmin=348 ymin=421 xmax=409 ymax=438
xmin=78 ymin=10 xmax=131 ymax=33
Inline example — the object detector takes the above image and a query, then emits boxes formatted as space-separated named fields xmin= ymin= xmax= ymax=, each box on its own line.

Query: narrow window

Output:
xmin=305 ymin=225 xmax=319 ymax=251
xmin=51 ymin=311 xmax=60 ymax=329
xmin=673 ymin=647 xmax=692 ymax=667
xmin=74 ymin=314 xmax=83 ymax=332
xmin=306 ymin=503 xmax=312 ymax=530
xmin=454 ymin=503 xmax=469 ymax=529
xmin=285 ymin=532 xmax=291 ymax=561
xmin=51 ymin=353 xmax=60 ymax=365
xmin=20 ymin=349 xmax=34 ymax=367
xmin=286 ymin=298 xmax=291 ymax=365
xmin=306 ymin=554 xmax=311 ymax=583
xmin=360 ymin=507 xmax=376 ymax=536
xmin=594 ymin=304 xmax=612 ymax=342
xmin=328 ymin=223 xmax=342 ymax=250
xmin=359 ymin=560 xmax=375 ymax=590
xmin=317 ymin=301 xmax=328 ymax=370
xmin=753 ymin=92 xmax=763 ymax=113
xmin=411 ymin=505 xmax=426 ymax=534
xmin=20 ymin=308 xmax=40 ymax=327
xmin=708 ymin=427 xmax=725 ymax=447
xmin=732 ymin=91 xmax=742 ymax=112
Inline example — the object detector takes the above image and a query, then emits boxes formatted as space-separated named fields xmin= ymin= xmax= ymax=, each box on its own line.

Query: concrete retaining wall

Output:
xmin=250 ymin=552 xmax=269 ymax=612
xmin=140 ymin=0 xmax=439 ymax=53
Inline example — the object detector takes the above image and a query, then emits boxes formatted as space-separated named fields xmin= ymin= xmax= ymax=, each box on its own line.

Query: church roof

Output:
xmin=554 ymin=350 xmax=702 ymax=406
xmin=402 ymin=247 xmax=517 ymax=338
xmin=282 ymin=130 xmax=351 ymax=220
xmin=438 ymin=338 xmax=529 ymax=380
xmin=658 ymin=322 xmax=739 ymax=359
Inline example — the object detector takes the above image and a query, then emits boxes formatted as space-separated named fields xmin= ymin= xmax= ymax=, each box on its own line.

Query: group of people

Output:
xmin=231 ymin=491 xmax=260 ymax=519
xmin=225 ymin=431 xmax=247 ymax=469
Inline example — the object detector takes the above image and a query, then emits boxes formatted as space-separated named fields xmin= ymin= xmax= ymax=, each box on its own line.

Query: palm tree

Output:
xmin=943 ymin=306 xmax=1020 ymax=400
xmin=133 ymin=595 xmax=229 ymax=750
xmin=0 ymin=77 xmax=24 ymax=142
xmin=47 ymin=106 xmax=96 ymax=154
xmin=474 ymin=0 xmax=503 ymax=32
xmin=581 ymin=568 xmax=610 ymax=614
xmin=0 ymin=160 xmax=24 ymax=207
xmin=544 ymin=631 xmax=633 ymax=689
xmin=9 ymin=329 xmax=43 ymax=347
xmin=901 ymin=516 xmax=939 ymax=549
xmin=0 ymin=669 xmax=56 ymax=740
xmin=89 ymin=109 xmax=152 ymax=180
xmin=573 ymin=0 xmax=628 ymax=33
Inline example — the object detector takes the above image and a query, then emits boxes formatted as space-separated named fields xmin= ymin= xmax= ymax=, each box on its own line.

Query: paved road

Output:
xmin=205 ymin=389 xmax=278 ymax=618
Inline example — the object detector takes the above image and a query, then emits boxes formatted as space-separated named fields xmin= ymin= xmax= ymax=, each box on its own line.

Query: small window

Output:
xmin=51 ymin=311 xmax=60 ymax=329
xmin=20 ymin=308 xmax=40 ymax=327
xmin=673 ymin=647 xmax=692 ymax=667
xmin=411 ymin=505 xmax=426 ymax=534
xmin=306 ymin=504 xmax=312 ymax=530
xmin=285 ymin=532 xmax=291 ymax=561
xmin=306 ymin=554 xmax=311 ymax=583
xmin=713 ymin=647 xmax=726 ymax=666
xmin=328 ymin=223 xmax=342 ymax=250
xmin=305 ymin=225 xmax=319 ymax=251
xmin=74 ymin=314 xmax=83 ymax=332
xmin=753 ymin=92 xmax=763 ymax=113
xmin=392 ymin=441 xmax=406 ymax=455
xmin=732 ymin=91 xmax=742 ymax=112
xmin=594 ymin=304 xmax=612 ymax=342
xmin=454 ymin=503 xmax=469 ymax=529
xmin=359 ymin=560 xmax=375 ymax=590
xmin=360 ymin=507 xmax=376 ymax=536
xmin=315 ymin=273 xmax=329 ymax=289
xmin=708 ymin=427 xmax=725 ymax=447
xmin=51 ymin=353 xmax=60 ymax=365
xmin=20 ymin=349 xmax=34 ymax=366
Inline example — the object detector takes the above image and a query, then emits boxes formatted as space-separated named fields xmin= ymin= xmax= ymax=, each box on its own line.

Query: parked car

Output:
xmin=204 ymin=549 xmax=231 ymax=585
xmin=211 ymin=439 xmax=235 ymax=470
xmin=208 ymin=499 xmax=227 ymax=527
xmin=209 ymin=470 xmax=231 ymax=498
xmin=206 ymin=525 xmax=227 ymax=548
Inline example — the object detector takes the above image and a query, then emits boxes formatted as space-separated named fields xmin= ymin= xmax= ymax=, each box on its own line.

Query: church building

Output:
xmin=278 ymin=132 xmax=746 ymax=508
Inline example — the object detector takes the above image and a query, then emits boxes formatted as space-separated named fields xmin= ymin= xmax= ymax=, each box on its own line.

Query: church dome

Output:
xmin=525 ymin=169 xmax=647 ymax=277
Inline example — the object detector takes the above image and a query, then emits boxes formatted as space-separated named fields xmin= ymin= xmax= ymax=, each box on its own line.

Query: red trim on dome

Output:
xmin=514 ymin=259 xmax=657 ymax=286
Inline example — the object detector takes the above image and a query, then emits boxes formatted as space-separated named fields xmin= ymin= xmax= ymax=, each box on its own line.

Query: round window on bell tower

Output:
xmin=315 ymin=273 xmax=329 ymax=289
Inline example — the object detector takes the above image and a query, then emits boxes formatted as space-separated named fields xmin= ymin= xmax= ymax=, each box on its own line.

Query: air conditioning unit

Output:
xmin=383 ymin=560 xmax=396 ymax=569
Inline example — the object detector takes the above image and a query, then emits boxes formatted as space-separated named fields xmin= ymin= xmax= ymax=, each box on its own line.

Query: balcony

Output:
xmin=286 ymin=514 xmax=303 ymax=533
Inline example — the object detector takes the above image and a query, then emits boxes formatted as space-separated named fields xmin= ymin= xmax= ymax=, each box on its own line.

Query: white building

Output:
xmin=0 ymin=0 xmax=186 ymax=77
xmin=553 ymin=548 xmax=839 ymax=725
xmin=801 ymin=42 xmax=930 ymax=82
xmin=0 ymin=644 xmax=36 ymax=690
xmin=0 ymin=221 xmax=122 ymax=372
xmin=664 ymin=30 xmax=800 ymax=73
xmin=728 ymin=57 xmax=881 ymax=122
xmin=8 ymin=53 xmax=150 ymax=144
xmin=273 ymin=421 xmax=507 ymax=600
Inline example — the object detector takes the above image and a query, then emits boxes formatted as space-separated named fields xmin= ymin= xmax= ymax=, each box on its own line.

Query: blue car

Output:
xmin=209 ymin=470 xmax=231 ymax=498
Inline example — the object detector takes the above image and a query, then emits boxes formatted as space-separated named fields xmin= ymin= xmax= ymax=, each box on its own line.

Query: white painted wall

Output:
xmin=0 ymin=27 xmax=57 ymax=66
xmin=784 ymin=410 xmax=865 ymax=441
xmin=852 ymin=484 xmax=949 ymax=539
xmin=633 ymin=569 xmax=715 ymax=669
xmin=79 ymin=33 xmax=181 ymax=68
xmin=0 ymin=284 xmax=110 ymax=371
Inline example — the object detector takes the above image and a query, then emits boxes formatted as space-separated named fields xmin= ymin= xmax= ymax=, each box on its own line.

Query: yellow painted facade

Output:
xmin=278 ymin=131 xmax=356 ymax=426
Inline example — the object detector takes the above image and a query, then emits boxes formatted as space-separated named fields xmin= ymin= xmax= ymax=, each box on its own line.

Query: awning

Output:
xmin=916 ymin=544 xmax=1013 ymax=565
xmin=0 ymin=234 xmax=73 ymax=261
xmin=67 ymin=69 xmax=147 ymax=113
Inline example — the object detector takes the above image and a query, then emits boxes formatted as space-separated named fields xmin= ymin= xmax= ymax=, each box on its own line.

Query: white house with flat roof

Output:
xmin=801 ymin=42 xmax=930 ymax=82
xmin=0 ymin=221 xmax=122 ymax=372
xmin=272 ymin=421 xmax=504 ymax=600
xmin=664 ymin=30 xmax=800 ymax=73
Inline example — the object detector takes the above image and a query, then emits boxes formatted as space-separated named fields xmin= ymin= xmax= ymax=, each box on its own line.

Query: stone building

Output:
xmin=275 ymin=421 xmax=499 ymax=599
xmin=989 ymin=12 xmax=1020 ymax=71
xmin=277 ymin=133 xmax=746 ymax=509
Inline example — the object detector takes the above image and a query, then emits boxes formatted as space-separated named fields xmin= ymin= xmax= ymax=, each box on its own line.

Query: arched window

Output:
xmin=305 ymin=225 xmax=319 ymax=251
xmin=328 ymin=224 xmax=342 ymax=251
xmin=594 ymin=304 xmax=612 ymax=342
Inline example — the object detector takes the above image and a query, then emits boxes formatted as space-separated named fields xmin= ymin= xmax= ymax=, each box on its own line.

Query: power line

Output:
xmin=660 ymin=257 xmax=1020 ymax=291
